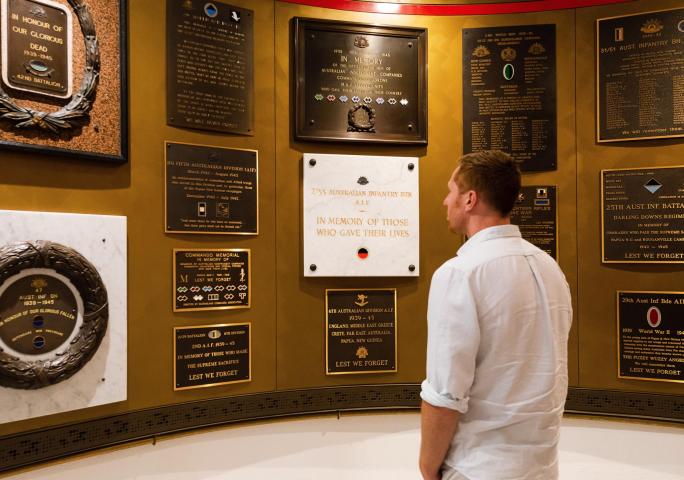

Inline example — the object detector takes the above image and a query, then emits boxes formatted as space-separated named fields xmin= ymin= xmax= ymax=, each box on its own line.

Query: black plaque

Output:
xmin=0 ymin=273 xmax=78 ymax=355
xmin=511 ymin=185 xmax=557 ymax=259
xmin=166 ymin=0 xmax=253 ymax=134
xmin=294 ymin=18 xmax=427 ymax=144
xmin=1 ymin=0 xmax=72 ymax=98
xmin=618 ymin=291 xmax=684 ymax=383
xmin=597 ymin=8 xmax=684 ymax=142
xmin=463 ymin=25 xmax=557 ymax=172
xmin=165 ymin=142 xmax=258 ymax=234
xmin=174 ymin=249 xmax=250 ymax=312
xmin=174 ymin=323 xmax=250 ymax=390
xmin=326 ymin=289 xmax=397 ymax=375
xmin=602 ymin=167 xmax=684 ymax=263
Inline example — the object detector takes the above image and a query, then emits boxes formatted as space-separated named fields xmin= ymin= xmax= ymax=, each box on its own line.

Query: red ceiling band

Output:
xmin=277 ymin=0 xmax=634 ymax=16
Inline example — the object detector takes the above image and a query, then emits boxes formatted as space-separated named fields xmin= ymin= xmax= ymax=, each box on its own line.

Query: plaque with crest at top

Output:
xmin=294 ymin=18 xmax=427 ymax=145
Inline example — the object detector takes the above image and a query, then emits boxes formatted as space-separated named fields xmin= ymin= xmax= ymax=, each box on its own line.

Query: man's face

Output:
xmin=443 ymin=168 xmax=469 ymax=233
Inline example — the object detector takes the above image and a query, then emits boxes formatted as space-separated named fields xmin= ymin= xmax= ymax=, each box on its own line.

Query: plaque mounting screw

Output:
xmin=408 ymin=124 xmax=413 ymax=131
xmin=408 ymin=42 xmax=413 ymax=48
xmin=309 ymin=264 xmax=317 ymax=271
xmin=408 ymin=264 xmax=416 ymax=272
xmin=408 ymin=163 xmax=414 ymax=171
xmin=309 ymin=119 xmax=315 ymax=125
xmin=310 ymin=34 xmax=315 ymax=39
xmin=309 ymin=159 xmax=316 ymax=166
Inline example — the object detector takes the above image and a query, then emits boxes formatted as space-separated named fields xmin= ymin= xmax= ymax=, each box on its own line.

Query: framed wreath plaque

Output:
xmin=0 ymin=0 xmax=127 ymax=162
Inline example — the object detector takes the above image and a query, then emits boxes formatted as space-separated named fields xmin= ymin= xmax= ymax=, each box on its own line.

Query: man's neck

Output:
xmin=464 ymin=215 xmax=510 ymax=239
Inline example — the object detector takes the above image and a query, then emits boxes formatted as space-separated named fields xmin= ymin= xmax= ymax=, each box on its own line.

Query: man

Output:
xmin=419 ymin=150 xmax=572 ymax=480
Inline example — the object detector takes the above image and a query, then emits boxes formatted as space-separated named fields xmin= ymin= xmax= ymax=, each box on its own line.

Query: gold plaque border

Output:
xmin=164 ymin=141 xmax=259 ymax=236
xmin=172 ymin=248 xmax=251 ymax=312
xmin=616 ymin=290 xmax=684 ymax=385
xmin=601 ymin=166 xmax=684 ymax=264
xmin=324 ymin=288 xmax=398 ymax=376
xmin=596 ymin=7 xmax=684 ymax=143
xmin=173 ymin=322 xmax=252 ymax=392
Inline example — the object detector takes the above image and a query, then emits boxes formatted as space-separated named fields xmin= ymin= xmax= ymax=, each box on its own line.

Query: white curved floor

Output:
xmin=4 ymin=413 xmax=684 ymax=479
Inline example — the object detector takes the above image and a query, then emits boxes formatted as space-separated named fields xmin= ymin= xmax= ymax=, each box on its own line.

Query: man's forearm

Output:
xmin=419 ymin=400 xmax=460 ymax=480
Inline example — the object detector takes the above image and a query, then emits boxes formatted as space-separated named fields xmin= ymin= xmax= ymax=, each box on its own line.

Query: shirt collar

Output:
xmin=457 ymin=224 xmax=521 ymax=256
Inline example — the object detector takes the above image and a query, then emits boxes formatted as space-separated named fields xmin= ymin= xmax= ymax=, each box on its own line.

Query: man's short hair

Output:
xmin=455 ymin=150 xmax=521 ymax=216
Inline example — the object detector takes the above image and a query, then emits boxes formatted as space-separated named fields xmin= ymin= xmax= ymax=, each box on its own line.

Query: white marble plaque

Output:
xmin=0 ymin=210 xmax=127 ymax=424
xmin=303 ymin=153 xmax=419 ymax=277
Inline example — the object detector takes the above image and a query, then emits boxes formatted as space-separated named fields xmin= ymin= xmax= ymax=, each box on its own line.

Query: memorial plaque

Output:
xmin=303 ymin=153 xmax=419 ymax=277
xmin=165 ymin=142 xmax=258 ymax=235
xmin=1 ymin=0 xmax=72 ymax=98
xmin=167 ymin=0 xmax=253 ymax=134
xmin=294 ymin=18 xmax=427 ymax=144
xmin=511 ymin=185 xmax=557 ymax=259
xmin=597 ymin=8 xmax=684 ymax=142
xmin=463 ymin=25 xmax=557 ymax=172
xmin=0 ymin=272 xmax=79 ymax=356
xmin=618 ymin=291 xmax=684 ymax=383
xmin=174 ymin=249 xmax=250 ymax=312
xmin=326 ymin=289 xmax=396 ymax=375
xmin=602 ymin=167 xmax=684 ymax=263
xmin=174 ymin=323 xmax=250 ymax=390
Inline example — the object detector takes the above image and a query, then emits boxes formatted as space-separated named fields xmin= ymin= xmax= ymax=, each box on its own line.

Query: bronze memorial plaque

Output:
xmin=602 ymin=166 xmax=684 ymax=263
xmin=511 ymin=185 xmax=558 ymax=259
xmin=165 ymin=142 xmax=258 ymax=235
xmin=174 ymin=322 xmax=251 ymax=390
xmin=326 ymin=289 xmax=397 ymax=375
xmin=618 ymin=291 xmax=684 ymax=383
xmin=463 ymin=25 xmax=557 ymax=172
xmin=0 ymin=273 xmax=78 ymax=355
xmin=598 ymin=8 xmax=684 ymax=142
xmin=1 ymin=0 xmax=72 ymax=98
xmin=294 ymin=18 xmax=427 ymax=144
xmin=167 ymin=0 xmax=253 ymax=134
xmin=174 ymin=249 xmax=250 ymax=312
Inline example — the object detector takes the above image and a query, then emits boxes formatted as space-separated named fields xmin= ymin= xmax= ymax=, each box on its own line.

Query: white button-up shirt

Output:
xmin=421 ymin=225 xmax=572 ymax=480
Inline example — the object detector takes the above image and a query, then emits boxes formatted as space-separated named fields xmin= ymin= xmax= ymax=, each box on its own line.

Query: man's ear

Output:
xmin=464 ymin=190 xmax=477 ymax=212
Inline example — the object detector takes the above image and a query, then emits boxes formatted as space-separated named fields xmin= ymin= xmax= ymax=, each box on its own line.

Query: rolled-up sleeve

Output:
xmin=420 ymin=265 xmax=480 ymax=413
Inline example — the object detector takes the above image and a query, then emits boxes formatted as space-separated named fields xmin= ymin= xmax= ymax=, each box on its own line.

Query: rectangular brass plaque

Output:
xmin=1 ymin=0 xmax=72 ymax=98
xmin=602 ymin=166 xmax=684 ymax=263
xmin=326 ymin=289 xmax=397 ymax=375
xmin=174 ymin=322 xmax=251 ymax=390
xmin=166 ymin=0 xmax=253 ymax=134
xmin=165 ymin=142 xmax=258 ymax=235
xmin=463 ymin=25 xmax=557 ymax=172
xmin=173 ymin=249 xmax=250 ymax=312
xmin=294 ymin=18 xmax=427 ymax=145
xmin=511 ymin=185 xmax=557 ymax=259
xmin=618 ymin=291 xmax=684 ymax=384
xmin=597 ymin=8 xmax=684 ymax=142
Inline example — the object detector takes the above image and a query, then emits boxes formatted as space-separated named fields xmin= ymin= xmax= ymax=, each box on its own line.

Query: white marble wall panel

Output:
xmin=303 ymin=153 xmax=419 ymax=277
xmin=0 ymin=210 xmax=127 ymax=424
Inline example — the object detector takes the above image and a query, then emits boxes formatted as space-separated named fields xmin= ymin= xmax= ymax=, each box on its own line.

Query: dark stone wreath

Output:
xmin=0 ymin=241 xmax=108 ymax=389
xmin=0 ymin=0 xmax=100 ymax=133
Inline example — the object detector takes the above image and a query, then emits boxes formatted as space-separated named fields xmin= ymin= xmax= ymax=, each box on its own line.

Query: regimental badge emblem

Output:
xmin=339 ymin=95 xmax=349 ymax=103
xmin=356 ymin=346 xmax=369 ymax=359
xmin=517 ymin=192 xmax=525 ymax=203
xmin=644 ymin=178 xmax=662 ymax=194
xmin=399 ymin=98 xmax=408 ymax=106
xmin=182 ymin=0 xmax=193 ymax=10
xmin=352 ymin=96 xmax=361 ymax=103
xmin=375 ymin=97 xmax=385 ymax=105
xmin=641 ymin=18 xmax=664 ymax=34
xmin=536 ymin=187 xmax=548 ymax=199
xmin=357 ymin=176 xmax=369 ymax=186
xmin=646 ymin=306 xmax=662 ymax=328
xmin=314 ymin=93 xmax=324 ymax=101
xmin=528 ymin=42 xmax=546 ymax=55
xmin=326 ymin=94 xmax=336 ymax=102
xmin=503 ymin=64 xmax=515 ymax=81
xmin=204 ymin=2 xmax=218 ymax=17
xmin=388 ymin=98 xmax=397 ymax=105
xmin=30 ymin=278 xmax=48 ymax=290
xmin=355 ymin=294 xmax=369 ymax=306
xmin=501 ymin=47 xmax=517 ymax=62
xmin=229 ymin=9 xmax=241 ymax=23
xmin=678 ymin=20 xmax=684 ymax=33
xmin=348 ymin=105 xmax=375 ymax=133
xmin=472 ymin=45 xmax=490 ymax=58
xmin=29 ymin=5 xmax=47 ymax=17
xmin=354 ymin=36 xmax=369 ymax=48
xmin=615 ymin=27 xmax=624 ymax=42
xmin=363 ymin=96 xmax=372 ymax=104
xmin=208 ymin=329 xmax=221 ymax=339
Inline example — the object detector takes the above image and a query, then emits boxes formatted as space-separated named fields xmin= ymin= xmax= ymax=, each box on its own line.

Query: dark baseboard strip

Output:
xmin=1 ymin=385 xmax=683 ymax=473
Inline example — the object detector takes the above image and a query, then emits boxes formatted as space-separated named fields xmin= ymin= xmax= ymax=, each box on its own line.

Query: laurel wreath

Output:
xmin=0 ymin=241 xmax=108 ymax=390
xmin=0 ymin=0 xmax=100 ymax=133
